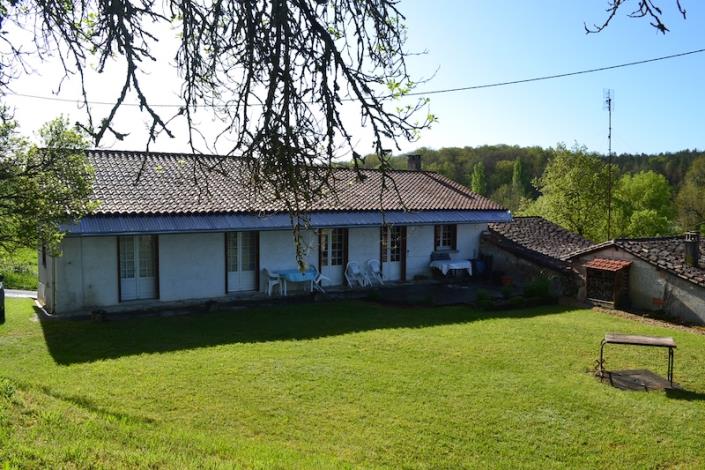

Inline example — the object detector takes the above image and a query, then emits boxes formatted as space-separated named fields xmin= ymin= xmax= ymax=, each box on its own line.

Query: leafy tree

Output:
xmin=613 ymin=171 xmax=675 ymax=237
xmin=470 ymin=162 xmax=487 ymax=196
xmin=0 ymin=0 xmax=689 ymax=261
xmin=522 ymin=145 xmax=613 ymax=242
xmin=676 ymin=157 xmax=705 ymax=232
xmin=512 ymin=157 xmax=529 ymax=198
xmin=0 ymin=114 xmax=94 ymax=253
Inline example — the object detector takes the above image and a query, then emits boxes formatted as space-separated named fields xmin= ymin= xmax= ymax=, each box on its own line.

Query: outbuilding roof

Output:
xmin=483 ymin=216 xmax=594 ymax=271
xmin=87 ymin=150 xmax=505 ymax=215
xmin=584 ymin=258 xmax=632 ymax=271
xmin=569 ymin=236 xmax=705 ymax=288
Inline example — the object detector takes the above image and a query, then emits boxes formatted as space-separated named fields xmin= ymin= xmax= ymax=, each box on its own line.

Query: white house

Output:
xmin=38 ymin=150 xmax=511 ymax=315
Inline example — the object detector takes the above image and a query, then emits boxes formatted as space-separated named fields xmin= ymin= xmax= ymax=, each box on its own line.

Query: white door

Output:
xmin=119 ymin=236 xmax=157 ymax=301
xmin=381 ymin=226 xmax=404 ymax=281
xmin=227 ymin=231 xmax=258 ymax=292
xmin=320 ymin=228 xmax=345 ymax=285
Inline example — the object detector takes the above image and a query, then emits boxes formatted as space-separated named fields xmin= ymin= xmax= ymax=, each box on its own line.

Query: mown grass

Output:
xmin=0 ymin=247 xmax=38 ymax=290
xmin=2 ymin=298 xmax=705 ymax=468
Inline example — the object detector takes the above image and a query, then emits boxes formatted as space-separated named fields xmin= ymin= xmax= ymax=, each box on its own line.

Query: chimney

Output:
xmin=407 ymin=154 xmax=422 ymax=171
xmin=684 ymin=231 xmax=700 ymax=268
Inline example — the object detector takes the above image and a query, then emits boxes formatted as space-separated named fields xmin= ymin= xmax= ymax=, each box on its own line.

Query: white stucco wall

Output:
xmin=347 ymin=227 xmax=380 ymax=269
xmin=37 ymin=247 xmax=53 ymax=310
xmin=43 ymin=237 xmax=119 ymax=314
xmin=81 ymin=236 xmax=119 ymax=308
xmin=53 ymin=237 xmax=84 ymax=313
xmin=405 ymin=225 xmax=434 ymax=279
xmin=457 ymin=223 xmax=485 ymax=260
xmin=44 ymin=222 xmax=489 ymax=314
xmin=159 ymin=233 xmax=226 ymax=301
xmin=259 ymin=229 xmax=318 ymax=292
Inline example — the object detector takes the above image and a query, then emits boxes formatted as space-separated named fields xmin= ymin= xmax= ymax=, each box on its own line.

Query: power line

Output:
xmin=4 ymin=47 xmax=704 ymax=108
xmin=405 ymin=47 xmax=705 ymax=97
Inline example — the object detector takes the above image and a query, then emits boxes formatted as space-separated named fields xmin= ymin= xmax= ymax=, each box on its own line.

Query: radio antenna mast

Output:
xmin=603 ymin=89 xmax=614 ymax=240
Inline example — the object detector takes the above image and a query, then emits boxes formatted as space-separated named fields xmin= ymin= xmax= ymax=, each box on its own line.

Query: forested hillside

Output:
xmin=360 ymin=145 xmax=705 ymax=242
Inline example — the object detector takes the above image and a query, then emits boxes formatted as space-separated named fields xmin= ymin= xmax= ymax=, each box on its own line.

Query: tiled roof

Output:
xmin=570 ymin=236 xmax=705 ymax=289
xmin=87 ymin=150 xmax=505 ymax=215
xmin=584 ymin=258 xmax=632 ymax=271
xmin=484 ymin=217 xmax=595 ymax=270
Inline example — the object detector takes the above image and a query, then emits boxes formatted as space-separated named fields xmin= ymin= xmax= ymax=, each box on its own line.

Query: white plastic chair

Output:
xmin=366 ymin=259 xmax=384 ymax=286
xmin=263 ymin=268 xmax=282 ymax=296
xmin=309 ymin=265 xmax=331 ymax=293
xmin=345 ymin=261 xmax=369 ymax=288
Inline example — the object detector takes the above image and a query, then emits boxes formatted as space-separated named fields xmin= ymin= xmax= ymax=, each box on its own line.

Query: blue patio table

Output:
xmin=275 ymin=268 xmax=317 ymax=296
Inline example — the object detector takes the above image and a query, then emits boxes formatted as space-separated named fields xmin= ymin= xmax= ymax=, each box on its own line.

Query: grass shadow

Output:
xmin=37 ymin=301 xmax=572 ymax=365
xmin=10 ymin=377 xmax=155 ymax=424
xmin=665 ymin=388 xmax=705 ymax=401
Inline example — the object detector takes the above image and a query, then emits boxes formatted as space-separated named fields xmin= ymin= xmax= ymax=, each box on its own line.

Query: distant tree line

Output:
xmin=360 ymin=144 xmax=705 ymax=242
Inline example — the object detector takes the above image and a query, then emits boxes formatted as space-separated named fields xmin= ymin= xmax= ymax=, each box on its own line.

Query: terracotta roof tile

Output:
xmin=584 ymin=258 xmax=632 ymax=271
xmin=86 ymin=150 xmax=505 ymax=215
xmin=570 ymin=236 xmax=705 ymax=289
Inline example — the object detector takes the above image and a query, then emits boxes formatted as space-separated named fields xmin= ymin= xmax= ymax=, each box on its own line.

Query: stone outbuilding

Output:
xmin=481 ymin=216 xmax=594 ymax=295
xmin=568 ymin=233 xmax=705 ymax=324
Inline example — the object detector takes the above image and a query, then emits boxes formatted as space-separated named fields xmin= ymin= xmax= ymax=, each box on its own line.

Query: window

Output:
xmin=139 ymin=236 xmax=156 ymax=277
xmin=434 ymin=224 xmax=457 ymax=251
xmin=320 ymin=228 xmax=345 ymax=266
xmin=119 ymin=237 xmax=135 ymax=279
xmin=41 ymin=245 xmax=47 ymax=268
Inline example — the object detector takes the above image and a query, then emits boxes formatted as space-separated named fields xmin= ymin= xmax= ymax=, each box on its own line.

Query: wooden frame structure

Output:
xmin=598 ymin=333 xmax=676 ymax=385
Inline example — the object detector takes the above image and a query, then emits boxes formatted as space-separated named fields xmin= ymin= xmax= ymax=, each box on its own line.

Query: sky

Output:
xmin=3 ymin=0 xmax=705 ymax=156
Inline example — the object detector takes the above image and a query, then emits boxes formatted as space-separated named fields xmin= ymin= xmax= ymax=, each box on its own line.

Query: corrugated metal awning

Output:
xmin=62 ymin=210 xmax=512 ymax=236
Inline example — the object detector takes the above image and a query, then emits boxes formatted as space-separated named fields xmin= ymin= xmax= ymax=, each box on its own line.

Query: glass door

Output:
xmin=227 ymin=231 xmax=258 ymax=292
xmin=119 ymin=235 xmax=157 ymax=301
xmin=381 ymin=226 xmax=404 ymax=281
xmin=319 ymin=228 xmax=346 ymax=286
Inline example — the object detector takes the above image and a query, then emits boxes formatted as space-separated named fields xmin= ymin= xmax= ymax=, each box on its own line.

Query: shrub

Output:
xmin=524 ymin=277 xmax=552 ymax=299
xmin=500 ymin=285 xmax=513 ymax=299
xmin=476 ymin=289 xmax=492 ymax=309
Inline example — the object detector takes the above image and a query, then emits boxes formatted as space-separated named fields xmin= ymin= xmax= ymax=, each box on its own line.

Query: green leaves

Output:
xmin=470 ymin=162 xmax=487 ymax=196
xmin=523 ymin=145 xmax=612 ymax=242
xmin=613 ymin=171 xmax=676 ymax=238
xmin=676 ymin=157 xmax=705 ymax=233
xmin=0 ymin=115 xmax=94 ymax=255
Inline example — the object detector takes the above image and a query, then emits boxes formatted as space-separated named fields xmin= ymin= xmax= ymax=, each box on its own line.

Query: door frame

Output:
xmin=117 ymin=234 xmax=160 ymax=302
xmin=379 ymin=225 xmax=407 ymax=282
xmin=224 ymin=231 xmax=260 ymax=293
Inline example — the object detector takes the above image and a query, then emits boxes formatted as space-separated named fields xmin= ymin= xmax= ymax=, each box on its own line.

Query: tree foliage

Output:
xmin=1 ymin=0 xmax=435 ymax=222
xmin=512 ymin=158 xmax=529 ymax=198
xmin=470 ymin=162 xmax=487 ymax=196
xmin=0 ymin=115 xmax=94 ymax=253
xmin=522 ymin=145 xmax=613 ymax=242
xmin=676 ymin=156 xmax=705 ymax=232
xmin=613 ymin=170 xmax=675 ymax=237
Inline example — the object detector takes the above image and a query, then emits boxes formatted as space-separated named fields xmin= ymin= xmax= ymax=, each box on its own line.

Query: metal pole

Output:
xmin=607 ymin=94 xmax=612 ymax=240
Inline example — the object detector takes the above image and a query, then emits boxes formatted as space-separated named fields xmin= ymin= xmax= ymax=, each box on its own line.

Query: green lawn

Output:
xmin=0 ymin=248 xmax=38 ymax=290
xmin=2 ymin=299 xmax=705 ymax=468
